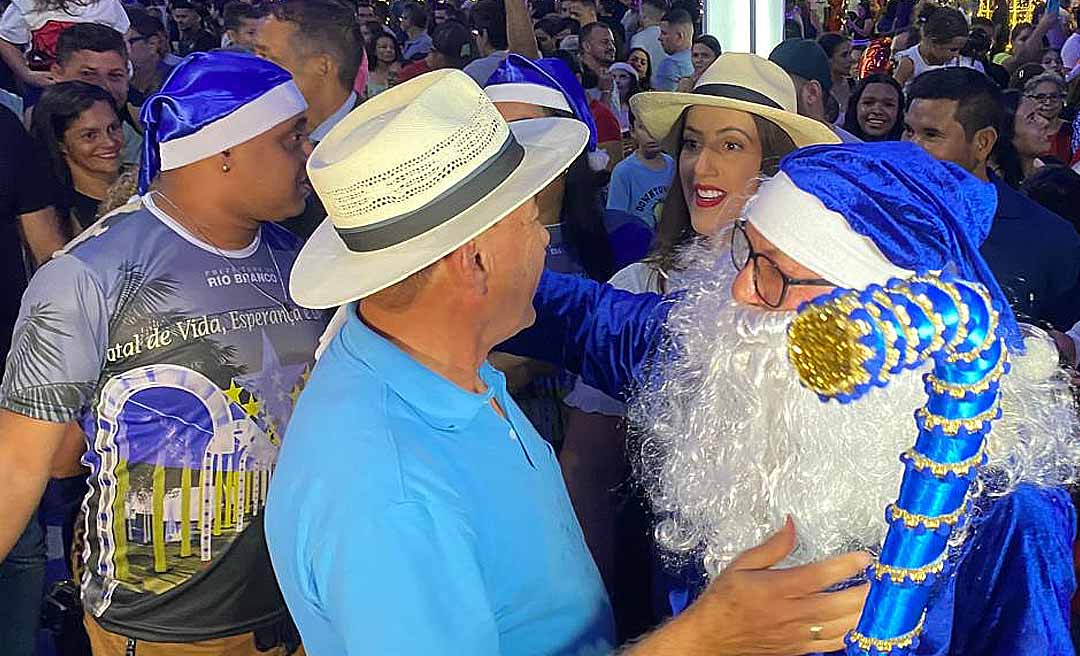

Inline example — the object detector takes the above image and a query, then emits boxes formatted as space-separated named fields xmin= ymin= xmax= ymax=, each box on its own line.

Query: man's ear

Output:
xmin=315 ymin=53 xmax=334 ymax=80
xmin=804 ymin=79 xmax=823 ymax=108
xmin=972 ymin=125 xmax=998 ymax=163
xmin=446 ymin=239 xmax=489 ymax=295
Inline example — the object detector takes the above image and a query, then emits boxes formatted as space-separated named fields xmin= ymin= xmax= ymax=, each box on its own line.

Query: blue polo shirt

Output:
xmin=265 ymin=303 xmax=614 ymax=656
xmin=981 ymin=173 xmax=1080 ymax=329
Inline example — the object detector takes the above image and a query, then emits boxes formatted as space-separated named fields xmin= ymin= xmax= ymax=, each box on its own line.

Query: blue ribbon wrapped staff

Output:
xmin=787 ymin=272 xmax=1006 ymax=656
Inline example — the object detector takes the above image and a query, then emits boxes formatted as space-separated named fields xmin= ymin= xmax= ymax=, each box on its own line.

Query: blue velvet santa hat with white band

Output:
xmin=138 ymin=50 xmax=308 ymax=194
xmin=484 ymin=54 xmax=608 ymax=171
xmin=744 ymin=141 xmax=1023 ymax=351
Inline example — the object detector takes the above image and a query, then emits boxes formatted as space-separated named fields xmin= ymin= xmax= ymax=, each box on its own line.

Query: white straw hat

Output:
xmin=290 ymin=69 xmax=589 ymax=309
xmin=629 ymin=52 xmax=841 ymax=148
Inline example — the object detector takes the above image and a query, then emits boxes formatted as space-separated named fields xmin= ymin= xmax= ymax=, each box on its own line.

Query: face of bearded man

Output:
xmin=629 ymin=237 xmax=1080 ymax=581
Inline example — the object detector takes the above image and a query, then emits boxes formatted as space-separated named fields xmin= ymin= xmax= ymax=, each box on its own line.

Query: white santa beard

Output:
xmin=630 ymin=239 xmax=1080 ymax=580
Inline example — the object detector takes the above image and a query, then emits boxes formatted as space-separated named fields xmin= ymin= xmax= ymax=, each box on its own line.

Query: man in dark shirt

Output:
xmin=0 ymin=105 xmax=68 ymax=656
xmin=903 ymin=67 xmax=1080 ymax=329
xmin=172 ymin=1 xmax=219 ymax=56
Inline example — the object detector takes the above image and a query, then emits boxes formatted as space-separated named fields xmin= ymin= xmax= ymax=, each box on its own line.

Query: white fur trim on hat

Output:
xmin=609 ymin=62 xmax=639 ymax=80
xmin=745 ymin=171 xmax=913 ymax=289
xmin=484 ymin=82 xmax=573 ymax=113
xmin=158 ymin=81 xmax=308 ymax=171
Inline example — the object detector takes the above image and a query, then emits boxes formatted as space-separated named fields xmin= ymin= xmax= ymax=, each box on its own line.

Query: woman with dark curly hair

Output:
xmin=842 ymin=73 xmax=905 ymax=141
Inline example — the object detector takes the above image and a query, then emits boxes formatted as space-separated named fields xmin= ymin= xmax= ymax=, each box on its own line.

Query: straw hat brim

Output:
xmin=630 ymin=91 xmax=842 ymax=151
xmin=290 ymin=117 xmax=589 ymax=309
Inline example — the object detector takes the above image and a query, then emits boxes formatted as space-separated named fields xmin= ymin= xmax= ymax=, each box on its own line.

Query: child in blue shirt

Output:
xmin=606 ymin=110 xmax=675 ymax=229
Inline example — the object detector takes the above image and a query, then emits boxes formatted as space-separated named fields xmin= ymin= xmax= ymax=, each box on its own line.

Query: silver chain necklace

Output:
xmin=150 ymin=190 xmax=290 ymax=314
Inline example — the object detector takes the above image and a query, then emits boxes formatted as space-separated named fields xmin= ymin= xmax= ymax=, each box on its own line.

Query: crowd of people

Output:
xmin=3 ymin=0 xmax=1080 ymax=653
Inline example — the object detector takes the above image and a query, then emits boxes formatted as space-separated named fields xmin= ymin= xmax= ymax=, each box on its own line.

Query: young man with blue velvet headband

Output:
xmin=0 ymin=50 xmax=326 ymax=655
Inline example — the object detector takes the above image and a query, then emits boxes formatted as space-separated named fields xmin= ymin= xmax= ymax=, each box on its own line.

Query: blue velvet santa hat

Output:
xmin=744 ymin=141 xmax=1022 ymax=350
xmin=138 ymin=50 xmax=308 ymax=194
xmin=484 ymin=54 xmax=608 ymax=171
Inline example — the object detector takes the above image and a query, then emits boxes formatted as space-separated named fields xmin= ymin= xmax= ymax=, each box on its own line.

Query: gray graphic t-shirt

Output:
xmin=1 ymin=196 xmax=327 ymax=640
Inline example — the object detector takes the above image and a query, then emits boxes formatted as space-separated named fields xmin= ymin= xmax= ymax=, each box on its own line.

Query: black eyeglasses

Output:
xmin=1024 ymin=92 xmax=1065 ymax=106
xmin=730 ymin=220 xmax=831 ymax=308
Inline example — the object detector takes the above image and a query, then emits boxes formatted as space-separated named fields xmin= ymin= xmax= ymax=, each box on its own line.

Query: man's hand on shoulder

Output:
xmin=622 ymin=518 xmax=870 ymax=656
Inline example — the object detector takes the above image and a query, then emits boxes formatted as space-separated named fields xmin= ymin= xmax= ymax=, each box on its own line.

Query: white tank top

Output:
xmin=897 ymin=44 xmax=985 ymax=89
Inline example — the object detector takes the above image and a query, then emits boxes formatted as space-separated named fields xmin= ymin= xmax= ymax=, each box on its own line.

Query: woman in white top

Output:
xmin=893 ymin=6 xmax=971 ymax=89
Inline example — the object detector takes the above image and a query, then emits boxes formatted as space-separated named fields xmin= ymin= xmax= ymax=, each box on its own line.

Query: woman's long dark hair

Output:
xmin=645 ymin=112 xmax=797 ymax=288
xmin=842 ymin=73 xmax=905 ymax=141
xmin=992 ymin=90 xmax=1025 ymax=189
xmin=561 ymin=151 xmax=616 ymax=281
xmin=366 ymin=31 xmax=400 ymax=70
xmin=628 ymin=47 xmax=654 ymax=92
xmin=30 ymin=80 xmax=117 ymax=199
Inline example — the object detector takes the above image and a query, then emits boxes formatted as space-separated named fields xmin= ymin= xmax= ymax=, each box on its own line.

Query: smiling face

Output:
xmin=856 ymin=82 xmax=900 ymax=139
xmin=679 ymin=106 xmax=765 ymax=236
xmin=903 ymin=98 xmax=989 ymax=175
xmin=62 ymin=99 xmax=124 ymax=185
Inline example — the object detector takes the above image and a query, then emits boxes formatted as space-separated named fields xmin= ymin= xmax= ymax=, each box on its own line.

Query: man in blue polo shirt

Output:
xmin=904 ymin=67 xmax=1080 ymax=329
xmin=267 ymin=70 xmax=869 ymax=655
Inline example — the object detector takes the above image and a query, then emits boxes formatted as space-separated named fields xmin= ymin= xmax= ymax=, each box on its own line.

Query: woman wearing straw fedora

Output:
xmin=552 ymin=52 xmax=842 ymax=598
xmin=268 ymin=69 xmax=864 ymax=656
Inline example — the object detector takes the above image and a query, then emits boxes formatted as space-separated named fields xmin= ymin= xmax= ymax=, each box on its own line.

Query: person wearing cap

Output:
xmin=398 ymin=19 xmax=470 ymax=81
xmin=769 ymin=38 xmax=862 ymax=143
xmin=608 ymin=61 xmax=640 ymax=132
xmin=268 ymin=69 xmax=868 ymax=656
xmin=0 ymin=51 xmax=325 ymax=655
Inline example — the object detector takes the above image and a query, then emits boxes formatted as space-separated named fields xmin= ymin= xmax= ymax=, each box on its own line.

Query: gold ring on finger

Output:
xmin=809 ymin=624 xmax=825 ymax=640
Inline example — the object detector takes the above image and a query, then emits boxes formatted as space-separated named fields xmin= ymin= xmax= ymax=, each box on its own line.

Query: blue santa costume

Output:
xmin=502 ymin=142 xmax=1077 ymax=655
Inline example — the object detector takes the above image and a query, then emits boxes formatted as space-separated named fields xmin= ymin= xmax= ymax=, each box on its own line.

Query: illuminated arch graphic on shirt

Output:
xmin=85 ymin=364 xmax=277 ymax=613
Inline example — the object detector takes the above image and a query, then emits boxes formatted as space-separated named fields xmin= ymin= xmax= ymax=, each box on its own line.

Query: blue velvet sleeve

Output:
xmin=923 ymin=484 xmax=1077 ymax=656
xmin=499 ymin=270 xmax=671 ymax=400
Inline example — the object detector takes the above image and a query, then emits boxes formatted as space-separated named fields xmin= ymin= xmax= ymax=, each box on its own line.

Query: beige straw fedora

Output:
xmin=630 ymin=52 xmax=841 ymax=148
xmin=290 ymin=69 xmax=589 ymax=309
